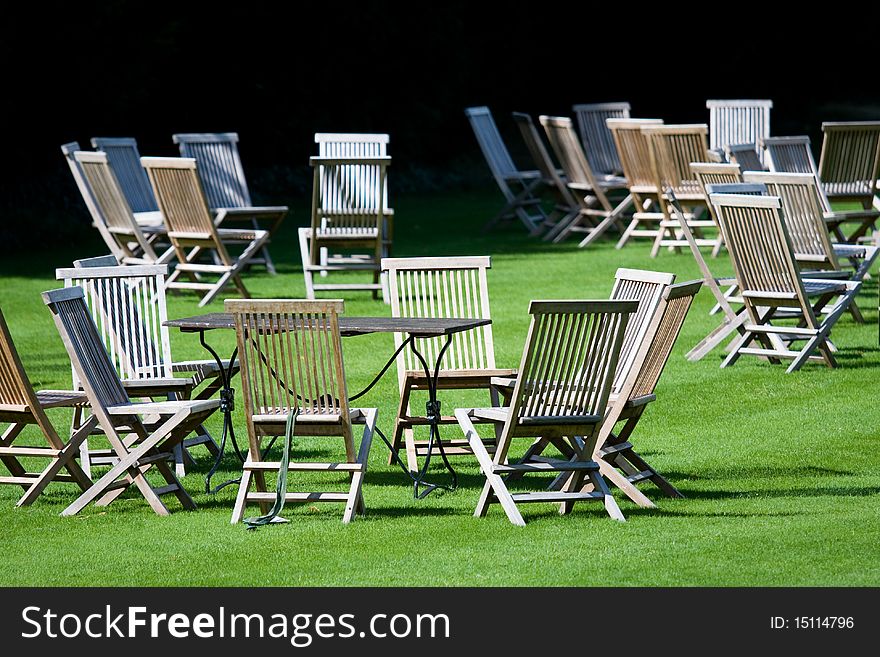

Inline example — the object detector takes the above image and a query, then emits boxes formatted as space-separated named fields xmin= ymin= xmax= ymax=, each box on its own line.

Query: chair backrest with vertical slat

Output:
xmin=73 ymin=151 xmax=144 ymax=234
xmin=725 ymin=143 xmax=765 ymax=172
xmin=572 ymin=102 xmax=631 ymax=176
xmin=608 ymin=268 xmax=675 ymax=394
xmin=742 ymin=171 xmax=838 ymax=265
xmin=0 ymin=308 xmax=40 ymax=411
xmin=315 ymin=133 xmax=390 ymax=211
xmin=309 ymin=156 xmax=388 ymax=236
xmin=627 ymin=280 xmax=702 ymax=399
xmin=383 ymin=256 xmax=496 ymax=384
xmin=708 ymin=193 xmax=807 ymax=304
xmin=56 ymin=263 xmax=172 ymax=383
xmin=762 ymin=136 xmax=818 ymax=175
xmin=141 ymin=157 xmax=217 ymax=237
xmin=818 ymin=122 xmax=880 ymax=203
xmin=512 ymin=113 xmax=562 ymax=184
xmin=465 ymin=107 xmax=519 ymax=184
xmin=607 ymin=119 xmax=664 ymax=189
xmin=91 ymin=137 xmax=159 ymax=213
xmin=706 ymin=100 xmax=772 ymax=164
xmin=643 ymin=125 xmax=710 ymax=196
xmin=173 ymin=132 xmax=252 ymax=210
xmin=507 ymin=300 xmax=635 ymax=425
xmin=42 ymin=287 xmax=130 ymax=411
xmin=690 ymin=162 xmax=744 ymax=230
xmin=539 ymin=115 xmax=603 ymax=192
xmin=226 ymin=299 xmax=349 ymax=420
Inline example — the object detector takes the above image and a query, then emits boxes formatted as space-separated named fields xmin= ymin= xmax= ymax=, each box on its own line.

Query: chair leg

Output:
xmin=597 ymin=459 xmax=656 ymax=509
xmin=298 ymin=228 xmax=316 ymax=300
xmin=231 ymin=469 xmax=253 ymax=524
xmin=590 ymin=470 xmax=625 ymax=522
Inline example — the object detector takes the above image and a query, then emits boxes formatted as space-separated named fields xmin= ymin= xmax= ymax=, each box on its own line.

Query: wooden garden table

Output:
xmin=165 ymin=313 xmax=491 ymax=498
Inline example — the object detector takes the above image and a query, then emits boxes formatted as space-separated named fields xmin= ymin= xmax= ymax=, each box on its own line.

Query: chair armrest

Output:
xmin=823 ymin=209 xmax=880 ymax=222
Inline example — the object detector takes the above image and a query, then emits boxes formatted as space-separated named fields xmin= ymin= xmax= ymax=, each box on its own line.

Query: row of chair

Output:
xmin=63 ymin=133 xmax=396 ymax=305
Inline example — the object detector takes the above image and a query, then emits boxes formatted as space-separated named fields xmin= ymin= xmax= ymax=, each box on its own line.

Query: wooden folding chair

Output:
xmin=0 ymin=308 xmax=93 ymax=506
xmin=91 ymin=137 xmax=162 ymax=224
xmin=227 ymin=299 xmax=377 ymax=524
xmin=465 ymin=106 xmax=547 ymax=233
xmin=507 ymin=268 xmax=677 ymax=477
xmin=642 ymin=124 xmax=721 ymax=257
xmin=707 ymin=99 xmax=772 ymax=166
xmin=571 ymin=102 xmax=631 ymax=177
xmin=742 ymin=171 xmax=879 ymax=322
xmin=42 ymin=287 xmax=220 ymax=515
xmin=61 ymin=145 xmax=169 ymax=265
xmin=708 ymin=193 xmax=861 ymax=372
xmin=455 ymin=300 xmax=636 ymax=526
xmin=512 ymin=112 xmax=580 ymax=238
xmin=382 ymin=256 xmax=516 ymax=471
xmin=607 ymin=118 xmax=666 ymax=249
xmin=817 ymin=121 xmax=880 ymax=241
xmin=539 ymin=115 xmax=631 ymax=246
xmin=691 ymin=161 xmax=744 ymax=257
xmin=725 ymin=143 xmax=766 ymax=172
xmin=56 ymin=258 xmax=223 ymax=477
xmin=299 ymin=155 xmax=389 ymax=301
xmin=173 ymin=132 xmax=287 ymax=274
xmin=141 ymin=157 xmax=269 ymax=307
xmin=594 ymin=280 xmax=701 ymax=507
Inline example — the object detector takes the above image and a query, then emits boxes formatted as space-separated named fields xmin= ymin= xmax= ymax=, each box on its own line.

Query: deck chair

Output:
xmin=642 ymin=124 xmax=721 ymax=256
xmin=607 ymin=118 xmax=666 ymax=249
xmin=465 ymin=106 xmax=547 ymax=233
xmin=173 ymin=133 xmax=287 ymax=274
xmin=455 ymin=299 xmax=636 ymax=526
xmin=0 ymin=308 xmax=93 ymax=506
xmin=299 ymin=156 xmax=389 ymax=301
xmin=382 ymin=256 xmax=516 ymax=471
xmin=56 ymin=258 xmax=223 ymax=477
xmin=42 ymin=287 xmax=220 ymax=515
xmin=707 ymin=100 xmax=772 ymax=166
xmin=817 ymin=121 xmax=880 ymax=241
xmin=226 ymin=299 xmax=377 ymax=524
xmin=572 ymin=102 xmax=631 ymax=177
xmin=141 ymin=157 xmax=269 ymax=307
xmin=506 ymin=268 xmax=677 ymax=481
xmin=62 ymin=144 xmax=166 ymax=264
xmin=512 ymin=112 xmax=582 ymax=238
xmin=539 ymin=115 xmax=631 ymax=246
xmin=708 ymin=192 xmax=861 ymax=372
xmin=763 ymin=134 xmax=879 ymax=243
xmin=725 ymin=143 xmax=766 ymax=172
xmin=67 ymin=149 xmax=173 ymax=265
xmin=742 ymin=171 xmax=879 ymax=322
xmin=314 ymin=133 xmax=395 ymax=278
xmin=90 ymin=137 xmax=162 ymax=224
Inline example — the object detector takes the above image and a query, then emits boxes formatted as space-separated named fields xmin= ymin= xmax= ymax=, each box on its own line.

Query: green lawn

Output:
xmin=1 ymin=188 xmax=879 ymax=586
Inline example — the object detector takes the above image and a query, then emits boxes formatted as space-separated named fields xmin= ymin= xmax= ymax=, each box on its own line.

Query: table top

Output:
xmin=165 ymin=313 xmax=491 ymax=337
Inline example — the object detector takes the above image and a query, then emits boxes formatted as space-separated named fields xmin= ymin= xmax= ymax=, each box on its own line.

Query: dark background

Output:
xmin=3 ymin=2 xmax=879 ymax=248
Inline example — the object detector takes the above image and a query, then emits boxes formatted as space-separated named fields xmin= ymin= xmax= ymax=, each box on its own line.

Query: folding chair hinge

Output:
xmin=220 ymin=388 xmax=235 ymax=413
xmin=425 ymin=400 xmax=441 ymax=424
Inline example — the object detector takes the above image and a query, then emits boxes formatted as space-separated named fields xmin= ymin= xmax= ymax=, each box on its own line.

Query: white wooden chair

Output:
xmin=607 ymin=118 xmax=666 ymax=249
xmin=706 ymin=100 xmax=772 ymax=165
xmin=642 ymin=124 xmax=721 ymax=257
xmin=465 ymin=106 xmax=547 ymax=232
xmin=226 ymin=299 xmax=377 ymax=525
xmin=539 ymin=115 xmax=631 ymax=246
xmin=817 ymin=121 xmax=880 ymax=241
xmin=42 ymin=287 xmax=220 ymax=515
xmin=141 ymin=157 xmax=269 ymax=307
xmin=90 ymin=137 xmax=162 ymax=225
xmin=56 ymin=257 xmax=223 ymax=477
xmin=708 ymin=192 xmax=861 ymax=372
xmin=455 ymin=299 xmax=636 ymax=526
xmin=0 ymin=308 xmax=93 ymax=506
xmin=724 ymin=143 xmax=765 ymax=172
xmin=382 ymin=256 xmax=516 ymax=472
xmin=299 ymin=156 xmax=390 ymax=301
xmin=572 ymin=102 xmax=631 ymax=177
xmin=62 ymin=145 xmax=171 ymax=265
xmin=173 ymin=132 xmax=287 ymax=274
